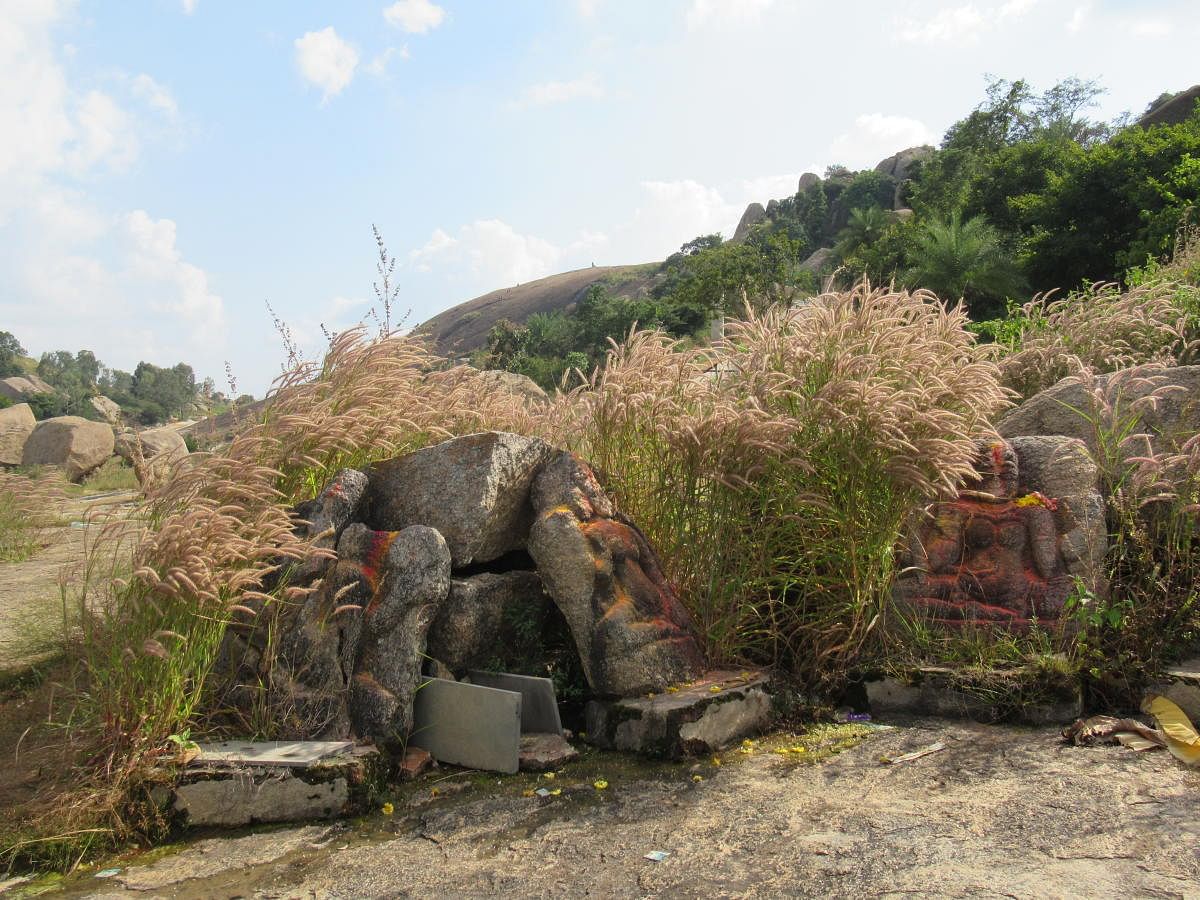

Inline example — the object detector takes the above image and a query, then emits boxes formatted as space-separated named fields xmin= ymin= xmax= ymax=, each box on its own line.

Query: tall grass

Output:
xmin=993 ymin=281 xmax=1191 ymax=401
xmin=548 ymin=283 xmax=1008 ymax=686
xmin=1053 ymin=365 xmax=1200 ymax=702
xmin=0 ymin=472 xmax=64 ymax=562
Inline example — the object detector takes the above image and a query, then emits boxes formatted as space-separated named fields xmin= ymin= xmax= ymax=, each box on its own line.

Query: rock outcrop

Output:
xmin=365 ymin=431 xmax=555 ymax=567
xmin=0 ymin=374 xmax=55 ymax=403
xmin=89 ymin=395 xmax=122 ymax=425
xmin=0 ymin=402 xmax=36 ymax=466
xmin=730 ymin=202 xmax=767 ymax=243
xmin=21 ymin=415 xmax=114 ymax=481
xmin=228 ymin=431 xmax=706 ymax=742
xmin=115 ymin=426 xmax=189 ymax=484
xmin=797 ymin=172 xmax=820 ymax=193
xmin=998 ymin=365 xmax=1200 ymax=457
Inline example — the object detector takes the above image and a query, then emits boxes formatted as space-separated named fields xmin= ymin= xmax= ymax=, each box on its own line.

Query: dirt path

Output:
xmin=45 ymin=718 xmax=1200 ymax=899
xmin=0 ymin=491 xmax=138 ymax=671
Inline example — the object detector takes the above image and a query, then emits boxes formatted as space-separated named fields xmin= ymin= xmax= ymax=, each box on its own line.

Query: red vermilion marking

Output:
xmin=360 ymin=531 xmax=398 ymax=616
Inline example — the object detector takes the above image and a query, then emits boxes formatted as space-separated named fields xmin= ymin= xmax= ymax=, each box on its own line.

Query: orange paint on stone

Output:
xmin=360 ymin=530 xmax=399 ymax=616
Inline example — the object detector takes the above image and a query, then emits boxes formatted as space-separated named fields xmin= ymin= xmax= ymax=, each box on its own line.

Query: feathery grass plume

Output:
xmin=995 ymin=281 xmax=1192 ymax=401
xmin=551 ymin=283 xmax=1008 ymax=686
xmin=1054 ymin=364 xmax=1200 ymax=703
xmin=0 ymin=471 xmax=65 ymax=562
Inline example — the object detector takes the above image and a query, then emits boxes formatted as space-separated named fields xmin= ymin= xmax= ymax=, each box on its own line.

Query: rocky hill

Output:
xmin=417 ymin=263 xmax=661 ymax=357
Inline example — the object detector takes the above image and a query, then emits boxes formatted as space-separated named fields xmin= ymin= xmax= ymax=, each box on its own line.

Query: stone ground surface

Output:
xmin=26 ymin=718 xmax=1200 ymax=900
xmin=0 ymin=490 xmax=137 ymax=672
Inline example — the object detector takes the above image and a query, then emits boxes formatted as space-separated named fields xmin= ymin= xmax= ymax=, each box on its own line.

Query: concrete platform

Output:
xmin=173 ymin=745 xmax=383 ymax=827
xmin=585 ymin=670 xmax=772 ymax=758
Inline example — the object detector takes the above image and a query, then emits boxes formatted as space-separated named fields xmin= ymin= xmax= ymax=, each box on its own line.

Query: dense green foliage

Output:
xmin=479 ymin=78 xmax=1200 ymax=386
xmin=1 ymin=329 xmax=225 ymax=424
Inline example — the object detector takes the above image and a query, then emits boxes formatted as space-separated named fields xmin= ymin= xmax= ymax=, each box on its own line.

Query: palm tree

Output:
xmin=905 ymin=212 xmax=1025 ymax=317
xmin=834 ymin=205 xmax=891 ymax=260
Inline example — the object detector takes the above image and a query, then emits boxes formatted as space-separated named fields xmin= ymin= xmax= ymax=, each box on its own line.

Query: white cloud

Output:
xmin=407 ymin=220 xmax=607 ymax=289
xmin=1132 ymin=20 xmax=1170 ymax=37
xmin=383 ymin=0 xmax=446 ymax=34
xmin=0 ymin=2 xmax=228 ymax=380
xmin=827 ymin=113 xmax=939 ymax=170
xmin=181 ymin=0 xmax=198 ymax=13
xmin=124 ymin=210 xmax=226 ymax=337
xmin=366 ymin=45 xmax=409 ymax=76
xmin=510 ymin=74 xmax=604 ymax=109
xmin=294 ymin=27 xmax=359 ymax=102
xmin=130 ymin=73 xmax=179 ymax=119
xmin=740 ymin=172 xmax=802 ymax=204
xmin=576 ymin=0 xmax=602 ymax=17
xmin=897 ymin=0 xmax=1039 ymax=44
xmin=686 ymin=0 xmax=774 ymax=30
xmin=630 ymin=179 xmax=742 ymax=253
xmin=1066 ymin=3 xmax=1089 ymax=32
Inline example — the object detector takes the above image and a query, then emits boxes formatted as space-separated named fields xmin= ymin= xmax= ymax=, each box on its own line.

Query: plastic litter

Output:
xmin=95 ymin=868 xmax=121 ymax=878
xmin=880 ymin=741 xmax=946 ymax=765
xmin=644 ymin=850 xmax=671 ymax=862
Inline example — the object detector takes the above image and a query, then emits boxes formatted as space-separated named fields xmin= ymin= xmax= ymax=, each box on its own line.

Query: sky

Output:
xmin=2 ymin=0 xmax=1197 ymax=396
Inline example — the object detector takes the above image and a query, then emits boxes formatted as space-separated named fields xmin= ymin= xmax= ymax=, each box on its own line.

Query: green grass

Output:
xmin=64 ymin=458 xmax=139 ymax=496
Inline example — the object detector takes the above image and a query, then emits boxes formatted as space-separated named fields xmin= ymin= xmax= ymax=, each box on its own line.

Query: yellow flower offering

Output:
xmin=380 ymin=801 xmax=394 ymax=815
xmin=593 ymin=779 xmax=609 ymax=790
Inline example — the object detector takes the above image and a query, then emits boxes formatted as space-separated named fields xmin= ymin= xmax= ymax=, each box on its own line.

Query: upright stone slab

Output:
xmin=349 ymin=524 xmax=452 ymax=740
xmin=409 ymin=678 xmax=522 ymax=774
xmin=468 ymin=670 xmax=562 ymax=734
xmin=364 ymin=432 xmax=554 ymax=566
xmin=528 ymin=451 xmax=706 ymax=697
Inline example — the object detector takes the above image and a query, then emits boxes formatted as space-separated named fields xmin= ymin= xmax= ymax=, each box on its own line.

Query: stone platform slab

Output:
xmin=174 ymin=745 xmax=382 ymax=827
xmin=866 ymin=666 xmax=1082 ymax=726
xmin=585 ymin=669 xmax=772 ymax=758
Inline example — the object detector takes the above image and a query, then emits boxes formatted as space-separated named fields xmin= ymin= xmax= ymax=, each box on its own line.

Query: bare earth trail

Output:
xmin=0 ymin=490 xmax=138 ymax=671
xmin=62 ymin=719 xmax=1200 ymax=900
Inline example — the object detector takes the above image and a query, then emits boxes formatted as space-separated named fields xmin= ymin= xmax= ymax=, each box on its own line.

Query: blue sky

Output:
xmin=2 ymin=0 xmax=1197 ymax=396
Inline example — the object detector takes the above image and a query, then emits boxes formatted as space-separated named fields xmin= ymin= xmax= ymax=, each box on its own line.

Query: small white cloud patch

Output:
xmin=383 ymin=0 xmax=446 ymax=34
xmin=294 ymin=27 xmax=359 ymax=102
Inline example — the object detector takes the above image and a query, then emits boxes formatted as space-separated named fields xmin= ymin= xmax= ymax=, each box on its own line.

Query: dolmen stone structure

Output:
xmin=224 ymin=432 xmax=712 ymax=753
xmin=894 ymin=436 xmax=1105 ymax=629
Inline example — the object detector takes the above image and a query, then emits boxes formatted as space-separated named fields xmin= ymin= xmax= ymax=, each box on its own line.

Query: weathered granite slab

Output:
xmin=174 ymin=745 xmax=382 ymax=827
xmin=1148 ymin=658 xmax=1200 ymax=723
xmin=585 ymin=670 xmax=771 ymax=758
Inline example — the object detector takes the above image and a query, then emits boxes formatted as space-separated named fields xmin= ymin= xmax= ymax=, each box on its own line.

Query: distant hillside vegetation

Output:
xmin=417 ymin=263 xmax=660 ymax=357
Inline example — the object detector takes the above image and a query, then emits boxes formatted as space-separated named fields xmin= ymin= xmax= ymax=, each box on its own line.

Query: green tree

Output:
xmin=834 ymin=206 xmax=892 ymax=260
xmin=905 ymin=212 xmax=1025 ymax=317
xmin=0 ymin=331 xmax=25 ymax=377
